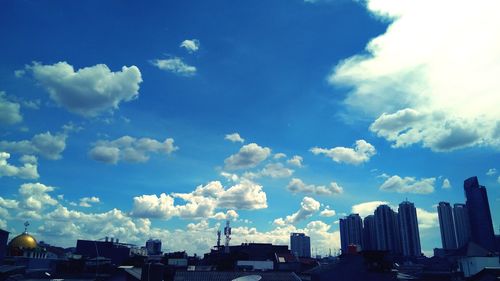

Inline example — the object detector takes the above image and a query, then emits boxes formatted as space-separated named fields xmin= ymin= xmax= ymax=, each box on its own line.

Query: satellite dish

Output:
xmin=232 ymin=275 xmax=262 ymax=281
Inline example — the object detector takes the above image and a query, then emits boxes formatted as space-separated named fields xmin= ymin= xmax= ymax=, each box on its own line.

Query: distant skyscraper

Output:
xmin=146 ymin=238 xmax=162 ymax=255
xmin=464 ymin=176 xmax=496 ymax=251
xmin=363 ymin=215 xmax=377 ymax=251
xmin=339 ymin=214 xmax=363 ymax=253
xmin=290 ymin=233 xmax=311 ymax=258
xmin=437 ymin=202 xmax=457 ymax=249
xmin=453 ymin=203 xmax=471 ymax=248
xmin=374 ymin=205 xmax=401 ymax=254
xmin=398 ymin=201 xmax=421 ymax=257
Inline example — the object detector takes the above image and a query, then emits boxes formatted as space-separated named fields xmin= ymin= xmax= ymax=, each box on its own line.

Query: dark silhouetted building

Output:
xmin=437 ymin=202 xmax=457 ymax=249
xmin=340 ymin=214 xmax=363 ymax=253
xmin=453 ymin=203 xmax=471 ymax=248
xmin=374 ymin=205 xmax=401 ymax=254
xmin=0 ymin=229 xmax=8 ymax=261
xmin=290 ymin=233 xmax=310 ymax=258
xmin=398 ymin=201 xmax=421 ymax=257
xmin=76 ymin=239 xmax=130 ymax=265
xmin=363 ymin=215 xmax=377 ymax=251
xmin=464 ymin=176 xmax=496 ymax=251
xmin=146 ymin=238 xmax=162 ymax=256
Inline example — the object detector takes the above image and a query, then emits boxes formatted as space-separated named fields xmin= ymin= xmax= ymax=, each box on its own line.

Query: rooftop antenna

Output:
xmin=24 ymin=221 xmax=30 ymax=233
xmin=224 ymin=220 xmax=231 ymax=254
xmin=216 ymin=230 xmax=221 ymax=250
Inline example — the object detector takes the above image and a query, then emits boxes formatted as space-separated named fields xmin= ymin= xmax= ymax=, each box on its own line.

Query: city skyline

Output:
xmin=1 ymin=0 xmax=500 ymax=256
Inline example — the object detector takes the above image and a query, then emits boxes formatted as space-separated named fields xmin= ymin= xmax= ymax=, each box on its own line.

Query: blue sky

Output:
xmin=0 ymin=0 xmax=499 ymax=256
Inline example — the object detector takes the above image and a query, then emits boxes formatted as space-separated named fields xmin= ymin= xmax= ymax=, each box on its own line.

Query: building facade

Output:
xmin=290 ymin=233 xmax=311 ymax=258
xmin=362 ymin=215 xmax=377 ymax=251
xmin=437 ymin=202 xmax=457 ymax=249
xmin=398 ymin=201 xmax=421 ymax=257
xmin=453 ymin=203 xmax=471 ymax=248
xmin=374 ymin=205 xmax=401 ymax=254
xmin=339 ymin=214 xmax=363 ymax=253
xmin=464 ymin=176 xmax=496 ymax=251
xmin=146 ymin=239 xmax=162 ymax=256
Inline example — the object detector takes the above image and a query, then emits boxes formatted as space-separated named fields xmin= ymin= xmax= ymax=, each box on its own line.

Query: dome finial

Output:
xmin=24 ymin=221 xmax=30 ymax=233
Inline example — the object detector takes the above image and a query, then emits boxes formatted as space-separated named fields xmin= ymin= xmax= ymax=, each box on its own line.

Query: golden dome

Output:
xmin=9 ymin=232 xmax=38 ymax=250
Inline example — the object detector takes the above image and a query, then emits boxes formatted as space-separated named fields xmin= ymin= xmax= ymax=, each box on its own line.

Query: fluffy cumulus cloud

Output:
xmin=379 ymin=175 xmax=435 ymax=194
xmin=224 ymin=143 xmax=271 ymax=170
xmin=0 ymin=152 xmax=38 ymax=179
xmin=18 ymin=182 xmax=58 ymax=211
xmin=351 ymin=201 xmax=388 ymax=218
xmin=319 ymin=207 xmax=336 ymax=217
xmin=152 ymin=58 xmax=196 ymax=76
xmin=441 ymin=178 xmax=451 ymax=189
xmin=89 ymin=136 xmax=178 ymax=164
xmin=287 ymin=178 xmax=343 ymax=196
xmin=0 ymin=131 xmax=67 ymax=160
xmin=416 ymin=208 xmax=438 ymax=229
xmin=310 ymin=140 xmax=376 ymax=165
xmin=225 ymin=133 xmax=245 ymax=143
xmin=243 ymin=163 xmax=294 ymax=179
xmin=329 ymin=0 xmax=500 ymax=151
xmin=0 ymin=92 xmax=22 ymax=125
xmin=274 ymin=196 xmax=320 ymax=225
xmin=287 ymin=155 xmax=303 ymax=167
xmin=180 ymin=39 xmax=200 ymax=53
xmin=486 ymin=168 xmax=497 ymax=176
xmin=79 ymin=196 xmax=100 ymax=208
xmin=131 ymin=180 xmax=267 ymax=219
xmin=27 ymin=61 xmax=142 ymax=117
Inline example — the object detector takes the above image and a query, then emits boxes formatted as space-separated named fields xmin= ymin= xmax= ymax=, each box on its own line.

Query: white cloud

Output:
xmin=259 ymin=163 xmax=294 ymax=178
xmin=220 ymin=171 xmax=239 ymax=182
xmin=441 ymin=178 xmax=451 ymax=189
xmin=329 ymin=0 xmax=500 ymax=151
xmin=416 ymin=208 xmax=438 ymax=229
xmin=287 ymin=155 xmax=303 ymax=167
xmin=79 ymin=196 xmax=100 ymax=208
xmin=486 ymin=168 xmax=497 ymax=176
xmin=497 ymin=176 xmax=500 ymax=184
xmin=27 ymin=61 xmax=142 ymax=117
xmin=131 ymin=180 xmax=267 ymax=219
xmin=274 ymin=196 xmax=320 ymax=225
xmin=152 ymin=58 xmax=196 ymax=76
xmin=0 ymin=131 xmax=67 ymax=160
xmin=89 ymin=136 xmax=178 ymax=164
xmin=351 ymin=201 xmax=388 ymax=218
xmin=0 ymin=152 xmax=38 ymax=179
xmin=18 ymin=183 xmax=58 ymax=211
xmin=0 ymin=92 xmax=22 ymax=125
xmin=287 ymin=178 xmax=343 ymax=196
xmin=273 ymin=153 xmax=287 ymax=159
xmin=379 ymin=175 xmax=435 ymax=194
xmin=225 ymin=133 xmax=245 ymax=143
xmin=180 ymin=39 xmax=200 ymax=53
xmin=319 ymin=208 xmax=336 ymax=217
xmin=310 ymin=139 xmax=376 ymax=165
xmin=224 ymin=143 xmax=271 ymax=170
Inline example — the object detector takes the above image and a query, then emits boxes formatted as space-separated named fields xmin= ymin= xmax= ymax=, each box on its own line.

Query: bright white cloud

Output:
xmin=287 ymin=155 xmax=303 ymax=167
xmin=0 ymin=92 xmax=22 ymax=125
xmin=441 ymin=178 xmax=451 ymax=189
xmin=0 ymin=152 xmax=38 ymax=179
xmin=225 ymin=133 xmax=245 ymax=143
xmin=330 ymin=0 xmax=500 ymax=151
xmin=18 ymin=183 xmax=58 ymax=211
xmin=89 ymin=136 xmax=178 ymax=164
xmin=416 ymin=208 xmax=438 ymax=229
xmin=310 ymin=139 xmax=376 ymax=165
xmin=351 ymin=201 xmax=388 ymax=218
xmin=319 ymin=208 xmax=336 ymax=217
xmin=287 ymin=178 xmax=343 ymax=196
xmin=274 ymin=153 xmax=287 ymax=159
xmin=486 ymin=168 xmax=497 ymax=176
xmin=259 ymin=163 xmax=294 ymax=178
xmin=131 ymin=180 xmax=267 ymax=220
xmin=152 ymin=58 xmax=196 ymax=76
xmin=27 ymin=61 xmax=142 ymax=117
xmin=224 ymin=143 xmax=271 ymax=170
xmin=180 ymin=39 xmax=200 ymax=53
xmin=79 ymin=196 xmax=100 ymax=208
xmin=274 ymin=196 xmax=320 ymax=225
xmin=379 ymin=175 xmax=435 ymax=194
xmin=0 ymin=131 xmax=67 ymax=160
